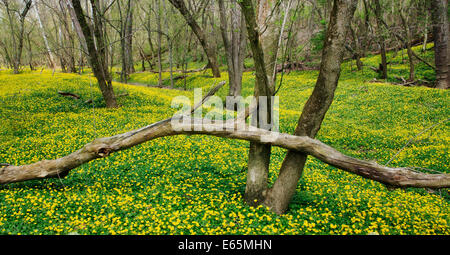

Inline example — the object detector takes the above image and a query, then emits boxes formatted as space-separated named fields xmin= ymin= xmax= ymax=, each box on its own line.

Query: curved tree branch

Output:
xmin=1 ymin=116 xmax=449 ymax=188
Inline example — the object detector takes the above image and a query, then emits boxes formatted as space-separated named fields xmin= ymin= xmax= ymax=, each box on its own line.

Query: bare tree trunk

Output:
xmin=349 ymin=25 xmax=363 ymax=71
xmin=168 ymin=0 xmax=221 ymax=78
xmin=71 ymin=0 xmax=118 ymax=108
xmin=156 ymin=0 xmax=163 ymax=87
xmin=162 ymin=0 xmax=174 ymax=88
xmin=422 ymin=11 xmax=429 ymax=52
xmin=118 ymin=0 xmax=133 ymax=83
xmin=218 ymin=0 xmax=246 ymax=97
xmin=400 ymin=9 xmax=414 ymax=82
xmin=431 ymin=0 xmax=449 ymax=89
xmin=126 ymin=0 xmax=134 ymax=74
xmin=65 ymin=0 xmax=88 ymax=52
xmin=34 ymin=1 xmax=56 ymax=70
xmin=25 ymin=31 xmax=34 ymax=70
xmin=240 ymin=0 xmax=274 ymax=206
xmin=256 ymin=0 xmax=281 ymax=89
xmin=263 ymin=0 xmax=358 ymax=215
xmin=1 ymin=118 xmax=449 ymax=189
xmin=271 ymin=0 xmax=292 ymax=84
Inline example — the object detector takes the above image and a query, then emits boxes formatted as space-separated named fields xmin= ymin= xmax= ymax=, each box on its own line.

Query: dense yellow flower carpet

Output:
xmin=0 ymin=44 xmax=448 ymax=235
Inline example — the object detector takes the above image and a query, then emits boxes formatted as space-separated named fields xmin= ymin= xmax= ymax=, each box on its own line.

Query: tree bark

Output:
xmin=168 ymin=0 xmax=221 ymax=78
xmin=374 ymin=0 xmax=387 ymax=79
xmin=34 ymin=1 xmax=55 ymax=70
xmin=431 ymin=0 xmax=449 ymax=89
xmin=218 ymin=0 xmax=246 ymax=97
xmin=400 ymin=9 xmax=415 ymax=82
xmin=263 ymin=0 xmax=358 ymax=215
xmin=71 ymin=0 xmax=118 ymax=108
xmin=1 ymin=118 xmax=449 ymax=189
xmin=256 ymin=0 xmax=281 ymax=89
xmin=156 ymin=0 xmax=163 ymax=87
xmin=3 ymin=0 xmax=32 ymax=74
xmin=162 ymin=0 xmax=174 ymax=88
xmin=240 ymin=0 xmax=274 ymax=206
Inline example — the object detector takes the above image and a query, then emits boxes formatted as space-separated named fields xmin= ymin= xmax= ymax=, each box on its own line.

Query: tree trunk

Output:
xmin=374 ymin=0 xmax=387 ymax=79
xmin=126 ymin=0 xmax=134 ymax=74
xmin=34 ymin=2 xmax=56 ymax=70
xmin=156 ymin=0 xmax=163 ymax=87
xmin=263 ymin=0 xmax=358 ymax=215
xmin=431 ymin=0 xmax=449 ymax=89
xmin=71 ymin=0 xmax=118 ymax=108
xmin=218 ymin=0 xmax=246 ymax=97
xmin=349 ymin=25 xmax=363 ymax=71
xmin=162 ymin=0 xmax=174 ymax=88
xmin=168 ymin=0 xmax=221 ymax=78
xmin=1 ymin=119 xmax=449 ymax=189
xmin=4 ymin=0 xmax=32 ymax=74
xmin=400 ymin=10 xmax=415 ymax=82
xmin=240 ymin=0 xmax=274 ymax=206
xmin=257 ymin=0 xmax=281 ymax=89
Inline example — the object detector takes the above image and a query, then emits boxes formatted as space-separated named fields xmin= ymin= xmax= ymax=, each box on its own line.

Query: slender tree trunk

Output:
xmin=257 ymin=0 xmax=281 ymax=89
xmin=34 ymin=1 xmax=56 ymax=70
xmin=431 ymin=0 xmax=449 ymax=89
xmin=26 ymin=32 xmax=34 ymax=71
xmin=263 ymin=0 xmax=358 ymax=215
xmin=162 ymin=0 xmax=174 ymax=88
xmin=240 ymin=0 xmax=274 ymax=206
xmin=350 ymin=25 xmax=363 ymax=71
xmin=156 ymin=0 xmax=163 ymax=87
xmin=126 ymin=0 xmax=134 ymax=74
xmin=422 ymin=12 xmax=429 ymax=52
xmin=218 ymin=0 xmax=246 ymax=97
xmin=374 ymin=0 xmax=387 ymax=79
xmin=168 ymin=0 xmax=221 ymax=78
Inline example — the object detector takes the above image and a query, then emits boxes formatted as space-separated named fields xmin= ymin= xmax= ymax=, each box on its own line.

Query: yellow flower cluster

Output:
xmin=0 ymin=46 xmax=448 ymax=235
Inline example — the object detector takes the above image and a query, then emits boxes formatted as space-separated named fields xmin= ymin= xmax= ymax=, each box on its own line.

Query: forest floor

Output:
xmin=0 ymin=44 xmax=448 ymax=235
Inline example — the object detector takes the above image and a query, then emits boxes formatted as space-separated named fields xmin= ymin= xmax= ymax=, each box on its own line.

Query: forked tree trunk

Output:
xmin=431 ymin=0 xmax=449 ymax=89
xmin=168 ymin=0 xmax=221 ymax=78
xmin=263 ymin=0 xmax=358 ymax=215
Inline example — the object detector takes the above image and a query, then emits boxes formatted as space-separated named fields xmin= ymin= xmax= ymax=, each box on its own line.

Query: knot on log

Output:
xmin=97 ymin=147 xmax=112 ymax=157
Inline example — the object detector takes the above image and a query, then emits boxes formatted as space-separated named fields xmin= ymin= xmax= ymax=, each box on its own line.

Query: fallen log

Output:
xmin=57 ymin=91 xmax=81 ymax=99
xmin=1 ymin=82 xmax=449 ymax=188
xmin=1 ymin=117 xmax=449 ymax=188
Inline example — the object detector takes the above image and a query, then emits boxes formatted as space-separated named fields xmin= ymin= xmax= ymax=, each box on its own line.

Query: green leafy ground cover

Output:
xmin=0 ymin=44 xmax=448 ymax=235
